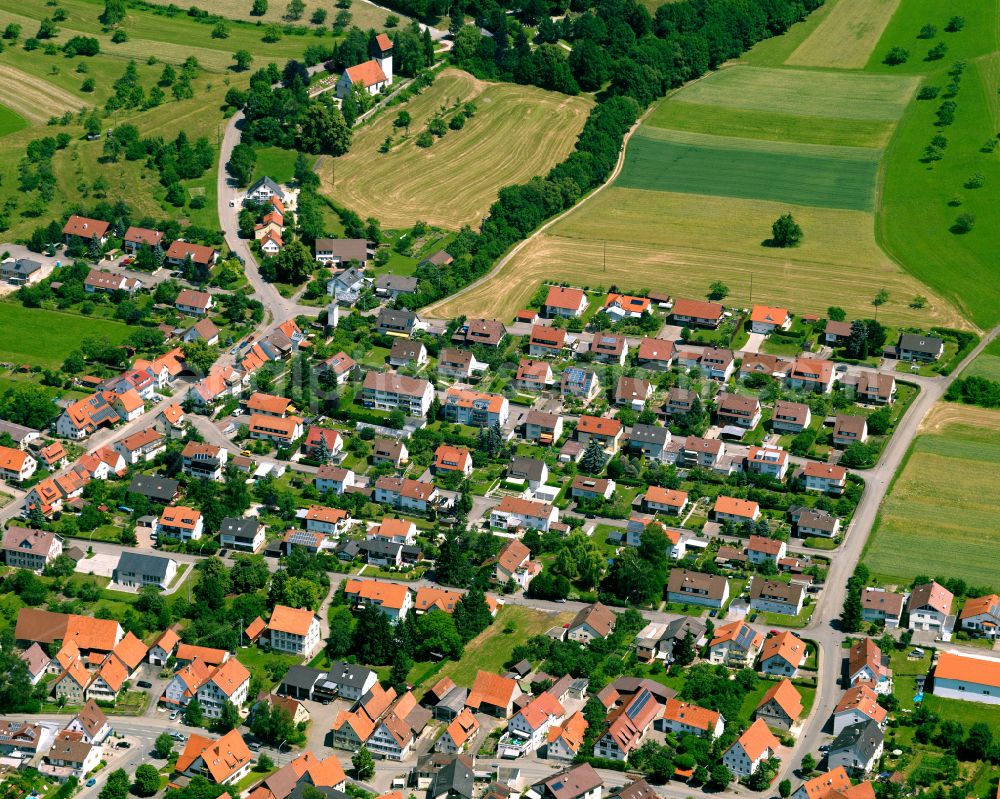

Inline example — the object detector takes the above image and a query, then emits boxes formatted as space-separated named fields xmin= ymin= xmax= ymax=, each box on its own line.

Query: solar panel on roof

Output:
xmin=551 ymin=783 xmax=563 ymax=792
xmin=626 ymin=689 xmax=651 ymax=720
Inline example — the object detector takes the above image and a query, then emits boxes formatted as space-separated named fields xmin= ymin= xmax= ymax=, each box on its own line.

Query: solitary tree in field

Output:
xmin=871 ymin=288 xmax=889 ymax=319
xmin=233 ymin=49 xmax=253 ymax=71
xmin=771 ymin=213 xmax=803 ymax=247
xmin=884 ymin=46 xmax=909 ymax=65
xmin=707 ymin=280 xmax=729 ymax=302
xmin=100 ymin=0 xmax=126 ymax=26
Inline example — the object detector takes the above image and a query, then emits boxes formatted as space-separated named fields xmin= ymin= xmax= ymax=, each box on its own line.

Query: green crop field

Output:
xmin=963 ymin=339 xmax=1000 ymax=381
xmin=320 ymin=68 xmax=593 ymax=230
xmin=646 ymin=101 xmax=896 ymax=149
xmin=0 ymin=303 xmax=132 ymax=368
xmin=864 ymin=404 xmax=1000 ymax=591
xmin=673 ymin=65 xmax=918 ymax=120
xmin=617 ymin=128 xmax=879 ymax=210
xmin=786 ymin=0 xmax=901 ymax=69
xmin=866 ymin=0 xmax=1000 ymax=328
xmin=0 ymin=103 xmax=26 ymax=137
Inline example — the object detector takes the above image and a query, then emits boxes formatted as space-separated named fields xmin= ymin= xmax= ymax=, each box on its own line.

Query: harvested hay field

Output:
xmin=786 ymin=0 xmax=901 ymax=69
xmin=319 ymin=68 xmax=593 ymax=230
xmin=431 ymin=187 xmax=967 ymax=329
xmin=0 ymin=65 xmax=84 ymax=123
xmin=673 ymin=65 xmax=918 ymax=120
xmin=617 ymin=128 xmax=879 ymax=210
xmin=864 ymin=404 xmax=1000 ymax=591
xmin=142 ymin=0 xmax=406 ymax=29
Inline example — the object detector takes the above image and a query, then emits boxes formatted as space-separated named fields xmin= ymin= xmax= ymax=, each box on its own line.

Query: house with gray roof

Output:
xmin=897 ymin=333 xmax=944 ymax=362
xmin=112 ymin=551 xmax=178 ymax=589
xmin=314 ymin=661 xmax=379 ymax=702
xmin=626 ymin=424 xmax=672 ymax=462
xmin=375 ymin=274 xmax=418 ymax=298
xmin=1 ymin=258 xmax=43 ymax=285
xmin=828 ymin=719 xmax=884 ymax=775
xmin=316 ymin=239 xmax=369 ymax=269
xmin=127 ymin=474 xmax=179 ymax=503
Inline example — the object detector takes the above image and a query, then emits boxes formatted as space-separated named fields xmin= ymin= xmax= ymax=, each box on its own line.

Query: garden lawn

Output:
xmin=237 ymin=647 xmax=302 ymax=691
xmin=0 ymin=303 xmax=131 ymax=367
xmin=617 ymin=129 xmax=879 ymax=211
xmin=922 ymin=694 xmax=1000 ymax=737
xmin=435 ymin=605 xmax=573 ymax=686
xmin=253 ymin=147 xmax=301 ymax=186
xmin=864 ymin=404 xmax=1000 ymax=591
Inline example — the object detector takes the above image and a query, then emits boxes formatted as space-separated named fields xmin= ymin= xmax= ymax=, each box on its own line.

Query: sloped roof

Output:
xmin=758 ymin=678 xmax=802 ymax=721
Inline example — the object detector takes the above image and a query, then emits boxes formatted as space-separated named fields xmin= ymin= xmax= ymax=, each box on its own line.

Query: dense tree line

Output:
xmin=945 ymin=375 xmax=1000 ymax=407
xmin=401 ymin=0 xmax=823 ymax=310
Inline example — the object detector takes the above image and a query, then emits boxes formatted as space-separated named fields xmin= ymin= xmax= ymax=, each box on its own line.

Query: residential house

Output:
xmin=671 ymin=298 xmax=723 ymax=328
xmin=56 ymin=392 xmax=123 ymax=440
xmin=166 ymin=241 xmax=218 ymax=269
xmin=847 ymin=639 xmax=893 ymax=695
xmin=590 ymin=333 xmax=628 ymax=366
xmin=248 ymin=414 xmax=304 ymax=445
xmin=745 ymin=446 xmax=789 ymax=480
xmin=507 ymin=456 xmax=549 ymax=491
xmin=315 ymin=465 xmax=355 ymax=495
xmin=112 ymin=552 xmax=178 ymax=589
xmin=84 ymin=269 xmax=140 ymax=294
xmin=181 ymin=441 xmax=227 ymax=480
xmin=43 ymin=730 xmax=101 ymax=780
xmin=699 ymin=347 xmax=736 ymax=381
xmin=603 ymin=293 xmax=650 ymax=320
xmin=502 ymin=692 xmax=565 ymax=756
xmin=174 ymin=730 xmax=253 ymax=785
xmin=65 ymin=700 xmax=111 ymax=745
xmin=571 ymin=475 xmax=615 ymax=501
xmin=545 ymin=286 xmax=588 ymax=318
xmin=389 ymin=339 xmax=428 ymax=368
xmin=656 ymin=699 xmax=724 ymax=738
xmin=375 ymin=274 xmax=418 ymax=298
xmin=546 ymin=711 xmax=588 ymax=761
xmin=787 ymin=358 xmax=835 ymax=393
xmin=148 ymin=630 xmax=179 ymax=666
xmin=802 ymin=462 xmax=847 ymax=494
xmin=626 ymin=424 xmax=672 ymax=463
xmin=636 ymin=338 xmax=675 ymax=370
xmin=0 ymin=720 xmax=56 ymax=759
xmin=466 ymin=670 xmax=522 ymax=718
xmin=490 ymin=496 xmax=558 ymax=532
xmin=749 ymin=306 xmax=791 ymax=334
xmin=450 ymin=318 xmax=507 ymax=348
xmin=749 ymin=577 xmax=805 ymax=616
xmin=716 ymin=393 xmax=762 ymax=429
xmin=856 ymin=372 xmax=896 ymax=405
xmin=709 ymin=621 xmax=764 ymax=667
xmin=373 ymin=476 xmax=438 ymax=513
xmin=377 ymin=308 xmax=424 ymax=337
xmin=523 ymin=411 xmax=563 ymax=444
xmin=931 ymin=652 xmax=1000 ymax=705
xmin=561 ymin=368 xmax=601 ymax=403
xmin=824 ymin=320 xmax=853 ymax=345
xmin=183 ymin=318 xmax=220 ymax=346
xmin=833 ymin=415 xmax=868 ymax=448
xmin=515 ymin=359 xmax=553 ymax=392
xmin=1 ymin=257 xmax=43 ymax=285
xmin=642 ymin=485 xmax=688 ymax=515
xmin=740 ymin=353 xmax=791 ymax=382
xmin=372 ymin=437 xmax=408 ymax=467
xmin=576 ymin=415 xmax=623 ymax=452
xmin=960 ymin=594 xmax=1000 ymax=639
xmin=861 ymin=589 xmax=905 ymax=629
xmin=0 ymin=420 xmax=41 ymax=448
xmin=772 ymin=400 xmax=812 ymax=434
xmin=492 ymin=539 xmax=538 ymax=590
xmin=907 ymin=581 xmax=954 ymax=633
xmin=755 ymin=679 xmax=802 ymax=730
xmin=170 ymin=289 xmax=216 ymax=320
xmin=363 ymin=371 xmax=434 ymax=416
xmin=442 ymin=387 xmax=509 ymax=427
xmin=437 ymin=349 xmax=485 ymax=381
xmin=833 ymin=685 xmax=887 ymax=735
xmin=3 ymin=527 xmax=63 ymax=572
xmin=593 ymin=687 xmax=660 ymax=761
xmin=63 ymin=215 xmax=109 ymax=245
xmin=159 ymin=505 xmax=204 ymax=541
xmin=343 ymin=578 xmax=412 ymax=621
xmin=713 ymin=495 xmax=760 ymax=524
xmin=667 ymin=569 xmax=729 ymax=609
xmin=792 ymin=769 xmax=874 ymax=799
xmin=528 ymin=764 xmax=603 ymax=799
xmin=747 ymin=535 xmax=787 ymax=565
xmin=20 ymin=643 xmax=50 ymax=685
xmin=304 ymin=506 xmax=349 ymax=536
xmin=722 ymin=719 xmax=780 ymax=777
xmin=528 ymin=325 xmax=567 ymax=357
xmin=127 ymin=474 xmax=179 ymax=503
xmin=567 ymin=603 xmax=616 ymax=644
xmin=316 ymin=239 xmax=369 ymax=269
xmin=634 ymin=617 xmax=706 ymax=664
xmin=302 ymin=427 xmax=343 ymax=461
xmin=615 ymin=377 xmax=651 ymax=410
xmin=219 ymin=517 xmax=265 ymax=553
xmin=262 ymin=605 xmax=322 ymax=658
xmin=828 ymin=720 xmax=883 ymax=775
xmin=246 ymin=176 xmax=286 ymax=204
xmin=436 ymin=709 xmax=479 ymax=754
xmin=434 ymin=445 xmax=474 ymax=477
xmin=320 ymin=352 xmax=358 ymax=385
xmin=897 ymin=333 xmax=944 ymax=362
xmin=681 ymin=437 xmax=724 ymax=469
xmin=760 ymin=632 xmax=807 ymax=677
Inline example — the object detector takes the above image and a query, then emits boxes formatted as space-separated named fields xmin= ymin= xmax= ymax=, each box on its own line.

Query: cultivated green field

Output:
xmin=867 ymin=0 xmax=1000 ymax=328
xmin=0 ymin=303 xmax=132 ymax=368
xmin=673 ymin=65 xmax=917 ymax=120
xmin=617 ymin=128 xmax=879 ymax=210
xmin=0 ymin=103 xmax=26 ymax=137
xmin=963 ymin=338 xmax=1000 ymax=381
xmin=864 ymin=404 xmax=1000 ymax=591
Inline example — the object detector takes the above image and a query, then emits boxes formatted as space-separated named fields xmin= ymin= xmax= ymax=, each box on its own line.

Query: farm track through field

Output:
xmin=0 ymin=64 xmax=83 ymax=123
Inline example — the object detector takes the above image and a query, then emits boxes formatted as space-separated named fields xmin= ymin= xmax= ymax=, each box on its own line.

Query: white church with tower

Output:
xmin=336 ymin=33 xmax=393 ymax=99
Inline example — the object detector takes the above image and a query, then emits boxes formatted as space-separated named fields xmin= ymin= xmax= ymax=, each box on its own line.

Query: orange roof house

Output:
xmin=466 ymin=670 xmax=521 ymax=717
xmin=756 ymin=678 xmax=803 ymax=727
xmin=175 ymin=729 xmax=252 ymax=784
xmin=713 ymin=495 xmax=760 ymax=521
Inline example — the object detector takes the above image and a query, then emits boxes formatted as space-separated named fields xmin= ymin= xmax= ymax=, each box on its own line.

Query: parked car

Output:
xmin=85 ymin=779 xmax=96 ymax=788
xmin=137 ymin=680 xmax=152 ymax=689
xmin=116 ymin=741 xmax=131 ymax=749
xmin=169 ymin=711 xmax=178 ymax=720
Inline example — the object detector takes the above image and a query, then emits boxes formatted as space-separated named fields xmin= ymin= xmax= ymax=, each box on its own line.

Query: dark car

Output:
xmin=137 ymin=680 xmax=152 ymax=689
xmin=116 ymin=741 xmax=131 ymax=749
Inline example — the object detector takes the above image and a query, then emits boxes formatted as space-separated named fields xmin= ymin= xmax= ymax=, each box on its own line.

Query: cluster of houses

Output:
xmin=0 ymin=701 xmax=112 ymax=781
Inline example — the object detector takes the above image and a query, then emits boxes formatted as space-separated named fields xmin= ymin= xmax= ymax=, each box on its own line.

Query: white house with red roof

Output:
xmin=545 ymin=286 xmax=588 ymax=318
xmin=337 ymin=34 xmax=393 ymax=98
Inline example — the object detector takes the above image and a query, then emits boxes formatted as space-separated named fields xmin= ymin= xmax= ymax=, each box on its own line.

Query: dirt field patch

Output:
xmin=319 ymin=68 xmax=593 ymax=230
xmin=0 ymin=64 xmax=83 ymax=123
xmin=786 ymin=0 xmax=902 ymax=69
